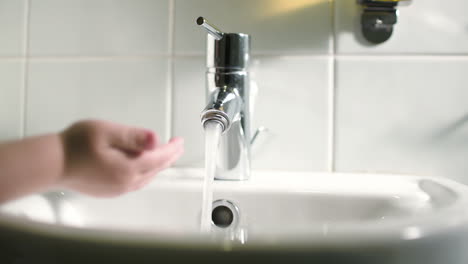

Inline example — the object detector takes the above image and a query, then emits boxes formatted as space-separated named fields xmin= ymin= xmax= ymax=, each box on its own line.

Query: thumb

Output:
xmin=111 ymin=127 xmax=158 ymax=153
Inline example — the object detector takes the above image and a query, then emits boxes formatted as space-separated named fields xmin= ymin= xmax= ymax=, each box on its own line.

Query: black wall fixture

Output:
xmin=358 ymin=0 xmax=411 ymax=44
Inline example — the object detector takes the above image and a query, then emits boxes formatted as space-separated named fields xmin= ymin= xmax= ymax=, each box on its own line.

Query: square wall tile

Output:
xmin=171 ymin=57 xmax=205 ymax=167
xmin=335 ymin=57 xmax=468 ymax=184
xmin=26 ymin=58 xmax=169 ymax=139
xmin=173 ymin=56 xmax=329 ymax=170
xmin=335 ymin=0 xmax=468 ymax=54
xmin=0 ymin=0 xmax=26 ymax=56
xmin=251 ymin=56 xmax=329 ymax=170
xmin=29 ymin=0 xmax=170 ymax=56
xmin=174 ymin=0 xmax=332 ymax=55
xmin=0 ymin=60 xmax=23 ymax=141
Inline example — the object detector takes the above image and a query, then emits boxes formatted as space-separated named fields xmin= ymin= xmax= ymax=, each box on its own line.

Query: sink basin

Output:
xmin=1 ymin=169 xmax=468 ymax=264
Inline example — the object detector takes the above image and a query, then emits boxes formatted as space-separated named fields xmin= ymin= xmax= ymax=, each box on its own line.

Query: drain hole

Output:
xmin=212 ymin=205 xmax=233 ymax=228
xmin=211 ymin=200 xmax=239 ymax=229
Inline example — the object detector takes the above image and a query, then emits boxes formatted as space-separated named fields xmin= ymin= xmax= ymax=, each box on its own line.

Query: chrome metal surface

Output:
xmin=206 ymin=34 xmax=250 ymax=69
xmin=201 ymin=110 xmax=229 ymax=132
xmin=198 ymin=17 xmax=251 ymax=181
xmin=211 ymin=199 xmax=239 ymax=229
xmin=196 ymin=17 xmax=224 ymax=40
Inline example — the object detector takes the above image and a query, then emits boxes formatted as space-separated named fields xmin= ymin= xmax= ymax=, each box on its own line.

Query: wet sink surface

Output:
xmin=1 ymin=169 xmax=468 ymax=263
xmin=0 ymin=170 xmax=464 ymax=236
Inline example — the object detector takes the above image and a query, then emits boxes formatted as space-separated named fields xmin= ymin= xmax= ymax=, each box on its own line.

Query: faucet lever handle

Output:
xmin=250 ymin=126 xmax=272 ymax=159
xmin=196 ymin=17 xmax=224 ymax=40
xmin=250 ymin=126 xmax=269 ymax=146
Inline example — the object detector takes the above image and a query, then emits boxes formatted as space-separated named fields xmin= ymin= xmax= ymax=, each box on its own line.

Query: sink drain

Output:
xmin=211 ymin=200 xmax=239 ymax=228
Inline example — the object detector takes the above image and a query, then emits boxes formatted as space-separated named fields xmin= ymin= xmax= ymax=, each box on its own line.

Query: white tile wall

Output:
xmin=29 ymin=0 xmax=170 ymax=56
xmin=0 ymin=0 xmax=467 ymax=183
xmin=0 ymin=61 xmax=23 ymax=140
xmin=335 ymin=57 xmax=468 ymax=183
xmin=174 ymin=0 xmax=332 ymax=55
xmin=0 ymin=0 xmax=26 ymax=56
xmin=26 ymin=58 xmax=169 ymax=138
xmin=250 ymin=56 xmax=329 ymax=170
xmin=171 ymin=57 xmax=205 ymax=167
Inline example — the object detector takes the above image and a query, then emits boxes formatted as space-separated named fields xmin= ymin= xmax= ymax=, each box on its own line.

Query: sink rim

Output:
xmin=1 ymin=168 xmax=468 ymax=251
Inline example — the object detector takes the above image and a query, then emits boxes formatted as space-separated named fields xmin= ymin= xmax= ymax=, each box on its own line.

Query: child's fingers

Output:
xmin=109 ymin=124 xmax=158 ymax=153
xmin=146 ymin=145 xmax=184 ymax=174
xmin=130 ymin=147 xmax=184 ymax=192
xmin=136 ymin=137 xmax=184 ymax=172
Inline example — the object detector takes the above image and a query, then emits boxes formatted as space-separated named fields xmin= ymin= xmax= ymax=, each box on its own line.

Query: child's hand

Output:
xmin=59 ymin=120 xmax=184 ymax=197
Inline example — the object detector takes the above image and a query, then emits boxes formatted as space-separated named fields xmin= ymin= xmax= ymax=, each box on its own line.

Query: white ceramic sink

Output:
xmin=1 ymin=169 xmax=468 ymax=263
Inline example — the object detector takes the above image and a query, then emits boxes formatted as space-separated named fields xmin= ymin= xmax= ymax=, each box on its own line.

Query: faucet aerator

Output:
xmin=201 ymin=110 xmax=230 ymax=133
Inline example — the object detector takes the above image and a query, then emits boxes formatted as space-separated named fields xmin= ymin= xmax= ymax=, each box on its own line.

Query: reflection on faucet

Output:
xmin=198 ymin=17 xmax=251 ymax=181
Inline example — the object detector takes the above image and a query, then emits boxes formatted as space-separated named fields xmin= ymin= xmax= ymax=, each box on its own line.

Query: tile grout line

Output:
xmin=326 ymin=0 xmax=336 ymax=172
xmin=165 ymin=0 xmax=175 ymax=142
xmin=20 ymin=0 xmax=31 ymax=139
xmin=335 ymin=54 xmax=468 ymax=60
xmin=329 ymin=56 xmax=337 ymax=172
xmin=3 ymin=53 xmax=468 ymax=61
xmin=1 ymin=55 xmax=171 ymax=61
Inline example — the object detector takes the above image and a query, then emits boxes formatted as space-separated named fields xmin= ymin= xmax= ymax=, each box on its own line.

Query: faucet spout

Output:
xmin=201 ymin=87 xmax=242 ymax=133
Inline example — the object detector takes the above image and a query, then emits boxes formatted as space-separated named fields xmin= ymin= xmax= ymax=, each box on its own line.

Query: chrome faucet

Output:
xmin=197 ymin=17 xmax=251 ymax=181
